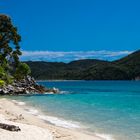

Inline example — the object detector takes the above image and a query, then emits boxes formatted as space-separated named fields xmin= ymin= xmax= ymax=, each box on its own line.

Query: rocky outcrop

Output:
xmin=135 ymin=76 xmax=140 ymax=81
xmin=0 ymin=76 xmax=59 ymax=95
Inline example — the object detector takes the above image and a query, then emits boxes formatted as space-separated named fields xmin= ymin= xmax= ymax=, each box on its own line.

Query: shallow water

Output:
xmin=6 ymin=81 xmax=140 ymax=140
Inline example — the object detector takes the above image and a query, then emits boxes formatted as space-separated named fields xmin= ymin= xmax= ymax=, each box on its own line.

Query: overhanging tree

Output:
xmin=0 ymin=14 xmax=31 ymax=82
xmin=0 ymin=14 xmax=22 ymax=68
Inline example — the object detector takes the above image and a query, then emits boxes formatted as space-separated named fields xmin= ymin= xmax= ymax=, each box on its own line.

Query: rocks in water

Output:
xmin=48 ymin=87 xmax=59 ymax=93
xmin=0 ymin=76 xmax=59 ymax=95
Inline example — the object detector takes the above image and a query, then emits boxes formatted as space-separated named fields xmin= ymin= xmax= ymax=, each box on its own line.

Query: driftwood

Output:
xmin=0 ymin=123 xmax=21 ymax=131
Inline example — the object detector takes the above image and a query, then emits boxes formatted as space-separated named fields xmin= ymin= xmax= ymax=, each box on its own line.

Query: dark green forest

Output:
xmin=26 ymin=50 xmax=140 ymax=80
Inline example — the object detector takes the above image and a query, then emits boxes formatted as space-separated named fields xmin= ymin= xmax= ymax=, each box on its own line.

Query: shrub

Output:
xmin=14 ymin=63 xmax=31 ymax=80
xmin=0 ymin=66 xmax=5 ymax=78
xmin=4 ymin=74 xmax=14 ymax=84
xmin=0 ymin=80 xmax=5 ymax=87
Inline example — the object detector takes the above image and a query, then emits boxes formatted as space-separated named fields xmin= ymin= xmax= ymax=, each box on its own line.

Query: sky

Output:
xmin=0 ymin=0 xmax=140 ymax=62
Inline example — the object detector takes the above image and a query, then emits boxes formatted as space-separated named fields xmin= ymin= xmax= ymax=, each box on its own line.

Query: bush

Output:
xmin=14 ymin=63 xmax=31 ymax=80
xmin=0 ymin=66 xmax=13 ymax=84
xmin=0 ymin=66 xmax=5 ymax=78
xmin=4 ymin=74 xmax=14 ymax=84
xmin=0 ymin=80 xmax=5 ymax=87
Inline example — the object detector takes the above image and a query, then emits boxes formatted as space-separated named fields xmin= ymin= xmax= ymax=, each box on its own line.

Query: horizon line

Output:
xmin=20 ymin=50 xmax=134 ymax=62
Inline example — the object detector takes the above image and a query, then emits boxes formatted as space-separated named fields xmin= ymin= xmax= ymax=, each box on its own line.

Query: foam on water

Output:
xmin=44 ymin=90 xmax=71 ymax=94
xmin=24 ymin=105 xmax=81 ymax=129
xmin=95 ymin=133 xmax=114 ymax=140
xmin=59 ymin=91 xmax=71 ymax=94
xmin=38 ymin=115 xmax=80 ymax=129
xmin=44 ymin=92 xmax=54 ymax=94
xmin=12 ymin=100 xmax=26 ymax=106
xmin=26 ymin=108 xmax=39 ymax=115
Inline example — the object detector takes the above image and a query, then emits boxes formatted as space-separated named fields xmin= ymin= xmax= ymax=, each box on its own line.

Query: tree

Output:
xmin=0 ymin=14 xmax=22 ymax=68
xmin=0 ymin=14 xmax=32 ymax=82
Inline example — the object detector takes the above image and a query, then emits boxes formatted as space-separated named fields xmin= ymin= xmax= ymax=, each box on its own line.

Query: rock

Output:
xmin=52 ymin=87 xmax=59 ymax=93
xmin=0 ymin=76 xmax=60 ymax=95
xmin=135 ymin=76 xmax=140 ymax=81
xmin=45 ymin=87 xmax=60 ymax=93
xmin=0 ymin=123 xmax=21 ymax=131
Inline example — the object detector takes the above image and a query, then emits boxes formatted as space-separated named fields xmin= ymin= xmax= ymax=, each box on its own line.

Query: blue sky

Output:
xmin=0 ymin=0 xmax=140 ymax=62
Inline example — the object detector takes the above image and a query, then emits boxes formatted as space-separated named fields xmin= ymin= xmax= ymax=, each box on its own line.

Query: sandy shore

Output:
xmin=0 ymin=98 xmax=104 ymax=140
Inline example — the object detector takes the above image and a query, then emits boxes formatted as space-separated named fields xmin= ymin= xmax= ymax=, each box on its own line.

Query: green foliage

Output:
xmin=0 ymin=15 xmax=31 ymax=84
xmin=14 ymin=63 xmax=31 ymax=80
xmin=0 ymin=66 xmax=13 ymax=84
xmin=0 ymin=80 xmax=5 ymax=87
xmin=0 ymin=66 xmax=5 ymax=77
xmin=0 ymin=15 xmax=21 ymax=67
xmin=3 ymin=74 xmax=14 ymax=84
xmin=114 ymin=50 xmax=140 ymax=79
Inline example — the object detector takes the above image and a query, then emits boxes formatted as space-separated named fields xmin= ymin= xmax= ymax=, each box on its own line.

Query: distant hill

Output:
xmin=25 ymin=50 xmax=140 ymax=80
xmin=114 ymin=50 xmax=140 ymax=79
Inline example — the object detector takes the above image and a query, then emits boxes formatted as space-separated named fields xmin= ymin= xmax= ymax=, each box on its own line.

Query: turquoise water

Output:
xmin=7 ymin=81 xmax=140 ymax=140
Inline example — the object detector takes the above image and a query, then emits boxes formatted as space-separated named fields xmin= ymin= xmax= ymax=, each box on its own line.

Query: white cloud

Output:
xmin=20 ymin=50 xmax=133 ymax=62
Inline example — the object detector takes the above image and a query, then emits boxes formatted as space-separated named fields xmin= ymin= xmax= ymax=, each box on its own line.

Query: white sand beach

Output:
xmin=0 ymin=98 xmax=104 ymax=140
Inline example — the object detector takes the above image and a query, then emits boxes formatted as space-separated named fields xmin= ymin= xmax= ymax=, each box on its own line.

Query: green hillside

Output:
xmin=25 ymin=50 xmax=140 ymax=80
xmin=114 ymin=50 xmax=140 ymax=79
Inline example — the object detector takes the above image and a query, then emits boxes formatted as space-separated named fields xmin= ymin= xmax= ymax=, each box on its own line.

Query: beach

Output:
xmin=0 ymin=98 xmax=103 ymax=140
xmin=0 ymin=81 xmax=139 ymax=140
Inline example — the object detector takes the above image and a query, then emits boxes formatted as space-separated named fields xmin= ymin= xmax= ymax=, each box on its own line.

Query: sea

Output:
xmin=5 ymin=81 xmax=140 ymax=140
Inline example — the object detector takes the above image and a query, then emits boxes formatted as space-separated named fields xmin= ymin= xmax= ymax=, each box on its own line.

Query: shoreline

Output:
xmin=0 ymin=98 xmax=105 ymax=140
xmin=36 ymin=80 xmax=86 ymax=82
xmin=36 ymin=79 xmax=139 ymax=82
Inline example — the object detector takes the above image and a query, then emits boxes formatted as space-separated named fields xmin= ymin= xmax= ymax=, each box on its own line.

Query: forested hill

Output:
xmin=25 ymin=50 xmax=140 ymax=80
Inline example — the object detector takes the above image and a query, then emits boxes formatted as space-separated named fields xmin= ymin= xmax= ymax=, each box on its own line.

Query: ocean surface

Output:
xmin=5 ymin=81 xmax=140 ymax=140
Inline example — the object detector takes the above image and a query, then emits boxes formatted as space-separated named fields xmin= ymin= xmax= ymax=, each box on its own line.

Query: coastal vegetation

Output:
xmin=0 ymin=15 xmax=58 ymax=95
xmin=26 ymin=50 xmax=140 ymax=80
xmin=0 ymin=14 xmax=31 ymax=84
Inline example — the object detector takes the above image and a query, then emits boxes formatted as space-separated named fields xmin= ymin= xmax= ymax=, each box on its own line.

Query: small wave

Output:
xmin=44 ymin=90 xmax=71 ymax=94
xmin=26 ymin=108 xmax=39 ymax=115
xmin=59 ymin=91 xmax=71 ymax=94
xmin=95 ymin=133 xmax=114 ymax=140
xmin=38 ymin=115 xmax=80 ymax=129
xmin=24 ymin=107 xmax=80 ymax=129
xmin=44 ymin=92 xmax=54 ymax=94
xmin=12 ymin=99 xmax=81 ymax=130
xmin=12 ymin=100 xmax=26 ymax=106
